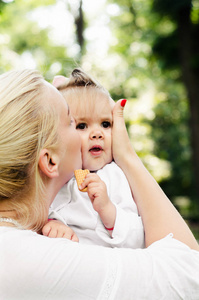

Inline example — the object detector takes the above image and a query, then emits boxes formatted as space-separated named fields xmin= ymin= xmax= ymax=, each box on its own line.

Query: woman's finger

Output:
xmin=112 ymin=99 xmax=133 ymax=166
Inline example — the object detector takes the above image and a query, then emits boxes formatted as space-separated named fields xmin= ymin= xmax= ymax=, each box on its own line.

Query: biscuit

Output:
xmin=74 ymin=169 xmax=90 ymax=192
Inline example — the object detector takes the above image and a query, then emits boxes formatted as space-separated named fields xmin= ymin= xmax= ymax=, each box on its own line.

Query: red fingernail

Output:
xmin=121 ymin=99 xmax=127 ymax=107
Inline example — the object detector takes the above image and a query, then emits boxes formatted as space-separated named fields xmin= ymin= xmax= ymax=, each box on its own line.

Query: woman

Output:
xmin=0 ymin=69 xmax=198 ymax=299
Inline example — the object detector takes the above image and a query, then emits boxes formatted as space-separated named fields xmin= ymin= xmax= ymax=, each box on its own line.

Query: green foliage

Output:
xmin=0 ymin=0 xmax=6 ymax=14
xmin=150 ymin=0 xmax=199 ymax=208
xmin=146 ymin=84 xmax=196 ymax=199
xmin=0 ymin=0 xmax=78 ymax=79
xmin=106 ymin=0 xmax=199 ymax=220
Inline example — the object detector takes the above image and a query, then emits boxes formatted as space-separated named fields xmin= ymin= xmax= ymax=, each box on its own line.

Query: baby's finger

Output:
xmin=48 ymin=228 xmax=58 ymax=238
xmin=42 ymin=225 xmax=51 ymax=237
xmin=62 ymin=231 xmax=73 ymax=240
xmin=79 ymin=174 xmax=101 ymax=191
xmin=57 ymin=230 xmax=67 ymax=238
xmin=85 ymin=173 xmax=101 ymax=181
xmin=62 ymin=230 xmax=78 ymax=242
xmin=71 ymin=233 xmax=79 ymax=242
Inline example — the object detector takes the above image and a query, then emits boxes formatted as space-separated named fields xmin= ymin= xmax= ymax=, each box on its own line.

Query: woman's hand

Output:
xmin=112 ymin=99 xmax=135 ymax=168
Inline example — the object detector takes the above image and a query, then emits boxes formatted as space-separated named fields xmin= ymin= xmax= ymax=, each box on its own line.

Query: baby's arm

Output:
xmin=79 ymin=173 xmax=116 ymax=232
xmin=42 ymin=219 xmax=79 ymax=242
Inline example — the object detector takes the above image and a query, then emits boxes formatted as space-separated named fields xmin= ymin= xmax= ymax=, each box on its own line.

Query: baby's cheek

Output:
xmin=81 ymin=152 xmax=90 ymax=169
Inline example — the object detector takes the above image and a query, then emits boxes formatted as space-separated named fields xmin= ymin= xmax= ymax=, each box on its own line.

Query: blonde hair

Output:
xmin=0 ymin=69 xmax=59 ymax=232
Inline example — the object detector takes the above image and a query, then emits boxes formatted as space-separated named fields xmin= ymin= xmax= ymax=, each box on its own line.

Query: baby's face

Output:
xmin=69 ymin=89 xmax=114 ymax=171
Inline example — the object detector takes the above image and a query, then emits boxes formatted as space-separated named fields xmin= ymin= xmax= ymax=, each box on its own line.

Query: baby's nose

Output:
xmin=92 ymin=132 xmax=102 ymax=139
xmin=90 ymin=130 xmax=103 ymax=139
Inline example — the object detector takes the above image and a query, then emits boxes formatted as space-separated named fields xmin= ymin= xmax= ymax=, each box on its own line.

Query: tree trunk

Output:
xmin=75 ymin=0 xmax=84 ymax=54
xmin=177 ymin=6 xmax=199 ymax=199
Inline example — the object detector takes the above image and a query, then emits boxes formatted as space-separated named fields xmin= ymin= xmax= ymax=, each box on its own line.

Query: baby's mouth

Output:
xmin=89 ymin=145 xmax=103 ymax=155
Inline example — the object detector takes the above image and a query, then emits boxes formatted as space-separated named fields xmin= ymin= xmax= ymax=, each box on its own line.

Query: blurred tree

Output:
xmin=104 ymin=0 xmax=156 ymax=100
xmin=146 ymin=81 xmax=196 ymax=200
xmin=66 ymin=0 xmax=84 ymax=57
xmin=73 ymin=0 xmax=84 ymax=54
xmin=0 ymin=0 xmax=6 ymax=14
xmin=152 ymin=0 xmax=199 ymax=202
xmin=106 ymin=0 xmax=199 ymax=208
xmin=0 ymin=0 xmax=80 ymax=79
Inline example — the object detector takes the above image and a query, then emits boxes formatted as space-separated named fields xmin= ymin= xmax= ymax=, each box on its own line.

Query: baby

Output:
xmin=43 ymin=68 xmax=144 ymax=248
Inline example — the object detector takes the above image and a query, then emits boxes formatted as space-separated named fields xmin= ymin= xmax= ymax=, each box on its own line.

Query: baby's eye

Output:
xmin=102 ymin=121 xmax=111 ymax=128
xmin=76 ymin=123 xmax=87 ymax=130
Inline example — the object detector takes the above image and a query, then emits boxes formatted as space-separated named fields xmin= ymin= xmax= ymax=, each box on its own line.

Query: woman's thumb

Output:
xmin=112 ymin=99 xmax=127 ymax=121
xmin=112 ymin=99 xmax=130 ymax=165
xmin=112 ymin=99 xmax=127 ymax=141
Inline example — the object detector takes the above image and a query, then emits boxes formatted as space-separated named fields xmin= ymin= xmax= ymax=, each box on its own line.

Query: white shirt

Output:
xmin=50 ymin=162 xmax=144 ymax=248
xmin=0 ymin=227 xmax=199 ymax=299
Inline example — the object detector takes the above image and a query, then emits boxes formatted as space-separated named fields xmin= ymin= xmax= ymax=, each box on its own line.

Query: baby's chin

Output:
xmin=83 ymin=159 xmax=113 ymax=172
xmin=83 ymin=166 xmax=103 ymax=172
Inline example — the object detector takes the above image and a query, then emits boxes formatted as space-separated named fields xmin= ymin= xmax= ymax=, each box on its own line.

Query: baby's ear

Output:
xmin=52 ymin=75 xmax=68 ymax=88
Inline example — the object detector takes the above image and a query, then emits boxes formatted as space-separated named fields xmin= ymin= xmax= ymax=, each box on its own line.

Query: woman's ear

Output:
xmin=39 ymin=149 xmax=59 ymax=178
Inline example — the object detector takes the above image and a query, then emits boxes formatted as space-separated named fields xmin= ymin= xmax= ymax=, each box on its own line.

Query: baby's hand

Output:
xmin=42 ymin=219 xmax=79 ymax=242
xmin=80 ymin=173 xmax=116 ymax=230
xmin=80 ymin=173 xmax=109 ymax=213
